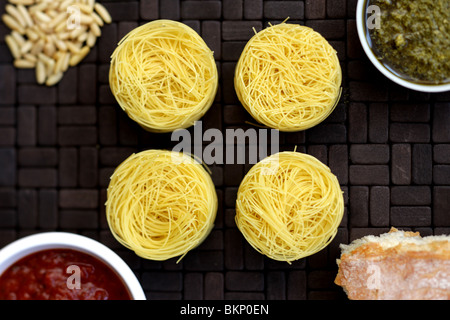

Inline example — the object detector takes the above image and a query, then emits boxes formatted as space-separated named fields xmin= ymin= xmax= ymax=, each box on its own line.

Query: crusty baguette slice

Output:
xmin=335 ymin=227 xmax=450 ymax=300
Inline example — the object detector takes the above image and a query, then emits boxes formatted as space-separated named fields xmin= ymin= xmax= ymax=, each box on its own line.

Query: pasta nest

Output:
xmin=234 ymin=23 xmax=342 ymax=132
xmin=109 ymin=20 xmax=218 ymax=133
xmin=235 ymin=151 xmax=344 ymax=263
xmin=106 ymin=150 xmax=218 ymax=261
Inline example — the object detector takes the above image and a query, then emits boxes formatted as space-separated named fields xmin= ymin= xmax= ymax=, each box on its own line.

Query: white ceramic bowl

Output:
xmin=0 ymin=232 xmax=146 ymax=300
xmin=356 ymin=0 xmax=450 ymax=93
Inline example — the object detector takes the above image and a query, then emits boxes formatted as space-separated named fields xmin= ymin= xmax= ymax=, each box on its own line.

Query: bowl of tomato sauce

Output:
xmin=0 ymin=232 xmax=146 ymax=300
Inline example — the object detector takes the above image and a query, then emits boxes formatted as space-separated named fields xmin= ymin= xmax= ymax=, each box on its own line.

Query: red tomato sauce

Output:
xmin=0 ymin=249 xmax=132 ymax=300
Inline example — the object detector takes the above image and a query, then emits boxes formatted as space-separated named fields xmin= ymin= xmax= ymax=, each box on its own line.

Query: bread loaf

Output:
xmin=335 ymin=227 xmax=450 ymax=300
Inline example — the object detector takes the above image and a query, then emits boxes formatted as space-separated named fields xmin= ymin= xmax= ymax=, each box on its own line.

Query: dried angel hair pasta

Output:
xmin=109 ymin=20 xmax=218 ymax=133
xmin=235 ymin=151 xmax=344 ymax=263
xmin=234 ymin=22 xmax=342 ymax=132
xmin=106 ymin=150 xmax=218 ymax=262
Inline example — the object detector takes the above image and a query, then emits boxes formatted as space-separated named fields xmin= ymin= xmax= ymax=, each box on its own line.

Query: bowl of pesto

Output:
xmin=356 ymin=0 xmax=450 ymax=92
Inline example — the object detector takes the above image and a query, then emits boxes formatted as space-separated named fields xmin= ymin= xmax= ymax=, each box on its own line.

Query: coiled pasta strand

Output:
xmin=109 ymin=20 xmax=218 ymax=133
xmin=106 ymin=150 xmax=218 ymax=262
xmin=235 ymin=23 xmax=342 ymax=132
xmin=235 ymin=152 xmax=344 ymax=263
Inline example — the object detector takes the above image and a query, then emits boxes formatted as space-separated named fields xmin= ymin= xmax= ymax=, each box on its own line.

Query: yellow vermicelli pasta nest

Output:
xmin=109 ymin=20 xmax=218 ymax=133
xmin=235 ymin=152 xmax=344 ymax=263
xmin=234 ymin=23 xmax=342 ymax=132
xmin=106 ymin=150 xmax=218 ymax=262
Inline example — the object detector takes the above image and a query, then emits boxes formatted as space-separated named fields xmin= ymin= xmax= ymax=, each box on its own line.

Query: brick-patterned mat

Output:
xmin=0 ymin=0 xmax=449 ymax=300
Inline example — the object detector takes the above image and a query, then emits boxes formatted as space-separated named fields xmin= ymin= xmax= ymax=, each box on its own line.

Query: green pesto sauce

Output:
xmin=369 ymin=0 xmax=450 ymax=84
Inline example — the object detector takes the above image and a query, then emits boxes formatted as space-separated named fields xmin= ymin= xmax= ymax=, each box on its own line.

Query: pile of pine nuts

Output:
xmin=2 ymin=0 xmax=111 ymax=86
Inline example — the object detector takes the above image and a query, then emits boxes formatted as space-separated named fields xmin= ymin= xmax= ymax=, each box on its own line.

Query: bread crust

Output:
xmin=335 ymin=228 xmax=450 ymax=300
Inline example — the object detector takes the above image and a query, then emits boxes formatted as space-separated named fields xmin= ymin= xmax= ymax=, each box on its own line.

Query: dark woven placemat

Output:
xmin=0 ymin=0 xmax=449 ymax=300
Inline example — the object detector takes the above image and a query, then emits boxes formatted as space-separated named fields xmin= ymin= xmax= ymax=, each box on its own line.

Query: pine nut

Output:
xmin=17 ymin=4 xmax=34 ymax=27
xmin=5 ymin=35 xmax=21 ymax=59
xmin=69 ymin=45 xmax=90 ymax=66
xmin=9 ymin=0 xmax=35 ymax=5
xmin=86 ymin=31 xmax=97 ymax=47
xmin=90 ymin=11 xmax=103 ymax=27
xmin=34 ymin=11 xmax=51 ymax=23
xmin=89 ymin=22 xmax=101 ymax=37
xmin=2 ymin=14 xmax=25 ymax=34
xmin=3 ymin=0 xmax=111 ymax=86
xmin=14 ymin=59 xmax=35 ymax=68
xmin=94 ymin=3 xmax=111 ymax=24
xmin=46 ymin=72 xmax=63 ymax=86
xmin=20 ymin=40 xmax=33 ymax=54
xmin=5 ymin=5 xmax=27 ymax=28
xmin=11 ymin=30 xmax=26 ymax=46
xmin=24 ymin=53 xmax=37 ymax=63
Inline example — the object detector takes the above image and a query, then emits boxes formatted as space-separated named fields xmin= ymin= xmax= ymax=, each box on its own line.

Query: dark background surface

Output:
xmin=0 ymin=0 xmax=449 ymax=300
